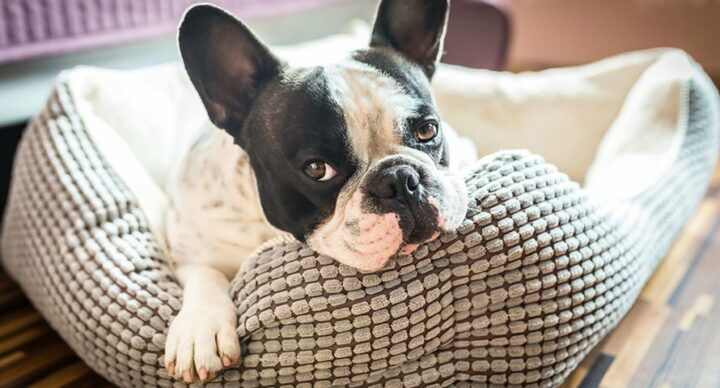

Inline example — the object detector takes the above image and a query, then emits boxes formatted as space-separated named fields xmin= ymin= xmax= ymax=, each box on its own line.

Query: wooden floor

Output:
xmin=565 ymin=164 xmax=720 ymax=388
xmin=1 ymin=164 xmax=719 ymax=387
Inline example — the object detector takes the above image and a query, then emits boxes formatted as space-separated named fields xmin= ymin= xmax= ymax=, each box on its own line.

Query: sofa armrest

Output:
xmin=443 ymin=0 xmax=511 ymax=70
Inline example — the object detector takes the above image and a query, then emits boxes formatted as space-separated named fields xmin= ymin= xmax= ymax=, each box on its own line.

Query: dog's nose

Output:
xmin=368 ymin=165 xmax=421 ymax=203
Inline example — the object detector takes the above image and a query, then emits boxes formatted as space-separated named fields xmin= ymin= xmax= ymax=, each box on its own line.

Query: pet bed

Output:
xmin=2 ymin=42 xmax=719 ymax=387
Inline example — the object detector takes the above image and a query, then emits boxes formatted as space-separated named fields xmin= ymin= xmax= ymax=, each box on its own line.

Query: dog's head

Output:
xmin=178 ymin=0 xmax=468 ymax=271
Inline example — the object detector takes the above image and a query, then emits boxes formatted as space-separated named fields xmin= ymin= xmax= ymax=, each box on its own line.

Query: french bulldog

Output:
xmin=164 ymin=0 xmax=473 ymax=382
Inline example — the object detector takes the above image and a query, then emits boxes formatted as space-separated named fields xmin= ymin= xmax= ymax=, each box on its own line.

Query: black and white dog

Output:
xmin=164 ymin=0 xmax=472 ymax=382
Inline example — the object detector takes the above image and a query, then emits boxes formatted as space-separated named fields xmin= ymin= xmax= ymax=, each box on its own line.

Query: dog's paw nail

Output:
xmin=166 ymin=302 xmax=239 ymax=383
xmin=167 ymin=362 xmax=174 ymax=377
xmin=400 ymin=244 xmax=419 ymax=255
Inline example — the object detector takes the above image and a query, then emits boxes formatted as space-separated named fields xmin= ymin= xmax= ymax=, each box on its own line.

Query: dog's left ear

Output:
xmin=370 ymin=0 xmax=449 ymax=79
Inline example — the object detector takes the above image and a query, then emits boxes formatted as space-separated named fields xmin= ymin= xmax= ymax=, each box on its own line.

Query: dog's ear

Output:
xmin=370 ymin=0 xmax=449 ymax=79
xmin=178 ymin=4 xmax=282 ymax=132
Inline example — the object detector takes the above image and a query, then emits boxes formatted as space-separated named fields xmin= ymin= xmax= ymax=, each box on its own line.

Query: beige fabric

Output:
xmin=1 ymin=49 xmax=718 ymax=387
xmin=434 ymin=49 xmax=694 ymax=192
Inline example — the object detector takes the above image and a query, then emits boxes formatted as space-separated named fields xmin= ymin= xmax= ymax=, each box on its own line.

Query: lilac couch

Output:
xmin=0 ymin=0 xmax=509 ymax=69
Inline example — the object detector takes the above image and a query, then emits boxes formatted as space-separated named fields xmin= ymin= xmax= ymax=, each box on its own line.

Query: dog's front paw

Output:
xmin=164 ymin=300 xmax=241 ymax=383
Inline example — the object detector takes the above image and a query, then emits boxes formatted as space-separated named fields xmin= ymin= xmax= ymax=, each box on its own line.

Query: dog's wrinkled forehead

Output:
xmin=322 ymin=52 xmax=432 ymax=167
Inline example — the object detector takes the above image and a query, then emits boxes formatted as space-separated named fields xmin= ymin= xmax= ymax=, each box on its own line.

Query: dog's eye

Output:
xmin=414 ymin=121 xmax=439 ymax=142
xmin=303 ymin=161 xmax=337 ymax=181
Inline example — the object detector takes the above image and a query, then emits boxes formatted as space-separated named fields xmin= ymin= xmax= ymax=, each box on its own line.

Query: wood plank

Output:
xmin=678 ymin=294 xmax=714 ymax=331
xmin=28 ymin=361 xmax=93 ymax=388
xmin=0 ymin=309 xmax=42 ymax=339
xmin=623 ymin=318 xmax=682 ymax=387
xmin=599 ymin=301 xmax=670 ymax=387
xmin=711 ymin=162 xmax=720 ymax=190
xmin=640 ymin=197 xmax=719 ymax=304
xmin=650 ymin=313 xmax=717 ymax=387
xmin=0 ymin=338 xmax=75 ymax=387
xmin=601 ymin=301 xmax=658 ymax=356
xmin=626 ymin=237 xmax=720 ymax=387
xmin=695 ymin=311 xmax=720 ymax=388
xmin=0 ymin=274 xmax=15 ymax=293
xmin=563 ymin=365 xmax=589 ymax=388
xmin=0 ymin=337 xmax=77 ymax=387
xmin=579 ymin=354 xmax=615 ymax=388
xmin=562 ymin=344 xmax=603 ymax=387
xmin=0 ymin=324 xmax=51 ymax=355
xmin=0 ymin=351 xmax=25 ymax=370
xmin=70 ymin=373 xmax=116 ymax=388
xmin=0 ymin=288 xmax=25 ymax=310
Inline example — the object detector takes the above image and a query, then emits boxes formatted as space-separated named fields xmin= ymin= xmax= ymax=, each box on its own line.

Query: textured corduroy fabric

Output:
xmin=2 ymin=68 xmax=719 ymax=387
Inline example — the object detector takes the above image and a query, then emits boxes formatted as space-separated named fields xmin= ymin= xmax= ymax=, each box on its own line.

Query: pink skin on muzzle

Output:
xmin=308 ymin=191 xmax=404 ymax=272
xmin=308 ymin=190 xmax=455 ymax=272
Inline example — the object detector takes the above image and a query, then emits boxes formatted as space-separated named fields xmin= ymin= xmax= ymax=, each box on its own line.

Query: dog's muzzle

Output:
xmin=363 ymin=159 xmax=444 ymax=244
xmin=307 ymin=153 xmax=467 ymax=272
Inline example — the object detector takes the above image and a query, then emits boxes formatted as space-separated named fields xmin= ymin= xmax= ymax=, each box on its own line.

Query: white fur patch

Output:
xmin=325 ymin=61 xmax=420 ymax=166
xmin=164 ymin=264 xmax=241 ymax=383
xmin=166 ymin=126 xmax=281 ymax=277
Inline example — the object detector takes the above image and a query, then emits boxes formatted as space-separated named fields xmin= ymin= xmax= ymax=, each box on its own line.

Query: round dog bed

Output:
xmin=2 ymin=46 xmax=719 ymax=387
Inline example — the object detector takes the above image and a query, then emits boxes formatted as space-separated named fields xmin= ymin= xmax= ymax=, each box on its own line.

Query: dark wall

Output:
xmin=0 ymin=123 xmax=25 ymax=225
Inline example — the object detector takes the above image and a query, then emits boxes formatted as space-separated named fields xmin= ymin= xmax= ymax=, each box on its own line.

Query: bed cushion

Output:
xmin=1 ymin=48 xmax=718 ymax=387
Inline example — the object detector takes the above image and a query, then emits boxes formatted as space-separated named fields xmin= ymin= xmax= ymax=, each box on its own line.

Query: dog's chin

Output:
xmin=307 ymin=205 xmax=404 ymax=272
xmin=308 ymin=216 xmax=441 ymax=273
xmin=308 ymin=222 xmax=423 ymax=272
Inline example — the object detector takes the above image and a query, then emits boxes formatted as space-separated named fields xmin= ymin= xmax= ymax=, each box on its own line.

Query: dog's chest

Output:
xmin=167 ymin=128 xmax=279 ymax=275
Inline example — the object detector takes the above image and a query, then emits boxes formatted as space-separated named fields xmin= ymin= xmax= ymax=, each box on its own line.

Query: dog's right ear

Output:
xmin=178 ymin=4 xmax=282 ymax=133
xmin=370 ymin=0 xmax=449 ymax=79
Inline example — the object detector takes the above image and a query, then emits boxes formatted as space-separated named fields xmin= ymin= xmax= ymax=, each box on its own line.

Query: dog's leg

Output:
xmin=164 ymin=264 xmax=240 ymax=383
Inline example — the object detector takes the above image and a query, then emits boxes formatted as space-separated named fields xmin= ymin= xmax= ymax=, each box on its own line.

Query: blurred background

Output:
xmin=0 ymin=0 xmax=719 ymax=386
xmin=1 ymin=0 xmax=719 ymax=208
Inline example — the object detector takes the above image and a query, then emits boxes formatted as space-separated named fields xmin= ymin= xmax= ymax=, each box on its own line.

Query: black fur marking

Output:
xmin=178 ymin=4 xmax=282 ymax=132
xmin=370 ymin=0 xmax=449 ymax=78
xmin=239 ymin=67 xmax=358 ymax=240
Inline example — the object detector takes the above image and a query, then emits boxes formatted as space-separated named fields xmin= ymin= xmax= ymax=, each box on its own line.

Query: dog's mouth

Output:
xmin=392 ymin=193 xmax=459 ymax=256
xmin=396 ymin=194 xmax=440 ymax=244
xmin=307 ymin=181 xmax=467 ymax=272
xmin=397 ymin=230 xmax=441 ymax=256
